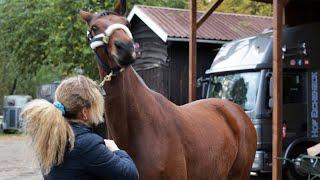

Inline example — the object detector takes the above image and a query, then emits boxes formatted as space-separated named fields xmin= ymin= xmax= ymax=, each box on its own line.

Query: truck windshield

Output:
xmin=208 ymin=72 xmax=260 ymax=111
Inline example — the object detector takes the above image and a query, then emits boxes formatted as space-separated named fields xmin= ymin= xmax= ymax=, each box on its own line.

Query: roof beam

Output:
xmin=196 ymin=0 xmax=224 ymax=29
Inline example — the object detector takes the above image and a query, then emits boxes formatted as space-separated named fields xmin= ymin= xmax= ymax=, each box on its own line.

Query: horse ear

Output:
xmin=114 ymin=0 xmax=127 ymax=16
xmin=79 ymin=10 xmax=92 ymax=24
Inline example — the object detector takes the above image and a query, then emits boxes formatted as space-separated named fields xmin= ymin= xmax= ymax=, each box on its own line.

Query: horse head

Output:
xmin=80 ymin=0 xmax=135 ymax=76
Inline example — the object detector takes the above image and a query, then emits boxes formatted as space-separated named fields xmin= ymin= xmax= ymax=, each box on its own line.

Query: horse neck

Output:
xmin=102 ymin=66 xmax=154 ymax=148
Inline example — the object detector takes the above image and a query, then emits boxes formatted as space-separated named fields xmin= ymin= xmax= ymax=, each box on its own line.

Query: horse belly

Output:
xmin=185 ymin=132 xmax=238 ymax=180
xmin=132 ymin=136 xmax=188 ymax=180
xmin=178 ymin=110 xmax=239 ymax=179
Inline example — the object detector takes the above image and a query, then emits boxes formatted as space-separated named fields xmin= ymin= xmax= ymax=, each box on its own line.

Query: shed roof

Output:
xmin=128 ymin=5 xmax=272 ymax=43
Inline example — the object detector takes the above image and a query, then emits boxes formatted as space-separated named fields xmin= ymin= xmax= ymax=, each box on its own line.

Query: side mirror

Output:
xmin=197 ymin=77 xmax=211 ymax=99
xmin=197 ymin=77 xmax=211 ymax=88
xmin=268 ymin=97 xmax=272 ymax=109
xmin=266 ymin=72 xmax=273 ymax=109
xmin=197 ymin=77 xmax=204 ymax=88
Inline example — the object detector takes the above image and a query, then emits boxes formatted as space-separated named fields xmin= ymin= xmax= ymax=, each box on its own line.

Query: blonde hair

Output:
xmin=22 ymin=75 xmax=105 ymax=174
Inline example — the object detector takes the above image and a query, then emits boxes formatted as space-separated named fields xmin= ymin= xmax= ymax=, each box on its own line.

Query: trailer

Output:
xmin=202 ymin=23 xmax=320 ymax=179
xmin=3 ymin=95 xmax=32 ymax=132
xmin=0 ymin=115 xmax=3 ymax=133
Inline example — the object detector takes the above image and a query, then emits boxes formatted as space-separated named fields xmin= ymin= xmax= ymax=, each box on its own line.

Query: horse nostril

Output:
xmin=114 ymin=41 xmax=124 ymax=50
xmin=114 ymin=41 xmax=134 ymax=52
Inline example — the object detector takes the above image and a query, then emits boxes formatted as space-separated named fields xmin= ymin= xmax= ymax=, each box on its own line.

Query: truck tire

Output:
xmin=283 ymin=143 xmax=316 ymax=180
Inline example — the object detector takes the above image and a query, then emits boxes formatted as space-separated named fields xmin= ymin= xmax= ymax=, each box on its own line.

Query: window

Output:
xmin=208 ymin=72 xmax=261 ymax=111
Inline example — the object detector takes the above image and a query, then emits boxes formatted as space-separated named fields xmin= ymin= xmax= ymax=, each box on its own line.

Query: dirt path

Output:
xmin=0 ymin=134 xmax=272 ymax=180
xmin=0 ymin=135 xmax=42 ymax=180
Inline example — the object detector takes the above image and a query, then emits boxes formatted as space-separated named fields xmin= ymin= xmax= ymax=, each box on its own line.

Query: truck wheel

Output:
xmin=283 ymin=144 xmax=315 ymax=180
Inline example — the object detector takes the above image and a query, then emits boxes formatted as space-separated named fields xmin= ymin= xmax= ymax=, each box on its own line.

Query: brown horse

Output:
xmin=80 ymin=1 xmax=257 ymax=179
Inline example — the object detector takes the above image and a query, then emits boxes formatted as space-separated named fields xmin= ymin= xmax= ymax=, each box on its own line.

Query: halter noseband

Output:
xmin=87 ymin=23 xmax=133 ymax=86
xmin=89 ymin=24 xmax=133 ymax=49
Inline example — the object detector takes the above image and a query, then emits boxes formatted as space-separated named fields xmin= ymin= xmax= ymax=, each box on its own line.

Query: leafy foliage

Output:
xmin=0 ymin=0 xmax=270 ymax=113
xmin=0 ymin=0 xmax=187 ymax=113
xmin=197 ymin=0 xmax=272 ymax=16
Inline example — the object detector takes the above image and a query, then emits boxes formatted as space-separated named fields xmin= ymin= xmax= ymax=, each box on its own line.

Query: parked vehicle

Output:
xmin=0 ymin=115 xmax=3 ymax=133
xmin=3 ymin=95 xmax=32 ymax=132
xmin=36 ymin=82 xmax=59 ymax=103
xmin=202 ymin=23 xmax=320 ymax=179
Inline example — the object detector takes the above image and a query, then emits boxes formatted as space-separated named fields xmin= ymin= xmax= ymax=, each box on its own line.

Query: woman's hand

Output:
xmin=104 ymin=139 xmax=120 ymax=152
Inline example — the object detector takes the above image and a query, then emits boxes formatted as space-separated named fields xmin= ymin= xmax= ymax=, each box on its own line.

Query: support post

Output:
xmin=272 ymin=0 xmax=284 ymax=179
xmin=188 ymin=0 xmax=197 ymax=102
xmin=196 ymin=0 xmax=224 ymax=29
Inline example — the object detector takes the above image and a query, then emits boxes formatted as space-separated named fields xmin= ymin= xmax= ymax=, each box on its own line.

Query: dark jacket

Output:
xmin=44 ymin=123 xmax=139 ymax=180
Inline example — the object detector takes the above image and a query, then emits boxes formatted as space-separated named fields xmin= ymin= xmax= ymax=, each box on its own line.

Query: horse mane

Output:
xmin=132 ymin=68 xmax=148 ymax=87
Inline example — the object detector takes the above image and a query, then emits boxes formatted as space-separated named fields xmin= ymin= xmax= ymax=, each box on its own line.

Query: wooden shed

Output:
xmin=128 ymin=5 xmax=272 ymax=105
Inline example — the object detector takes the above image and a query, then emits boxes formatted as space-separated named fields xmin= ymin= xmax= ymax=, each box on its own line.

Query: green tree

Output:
xmin=0 ymin=0 xmax=188 ymax=113
xmin=0 ymin=0 xmax=100 ymax=112
xmin=0 ymin=0 xmax=269 ymax=113
xmin=196 ymin=0 xmax=272 ymax=16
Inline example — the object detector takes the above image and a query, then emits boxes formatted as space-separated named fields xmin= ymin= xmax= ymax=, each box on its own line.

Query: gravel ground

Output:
xmin=0 ymin=135 xmax=42 ymax=180
xmin=0 ymin=134 xmax=271 ymax=180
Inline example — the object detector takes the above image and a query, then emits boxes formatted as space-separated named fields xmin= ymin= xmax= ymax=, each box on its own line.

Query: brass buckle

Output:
xmin=103 ymin=36 xmax=109 ymax=44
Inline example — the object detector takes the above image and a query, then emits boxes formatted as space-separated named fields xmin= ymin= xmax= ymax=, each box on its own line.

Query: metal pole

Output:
xmin=272 ymin=0 xmax=283 ymax=179
xmin=188 ymin=0 xmax=197 ymax=102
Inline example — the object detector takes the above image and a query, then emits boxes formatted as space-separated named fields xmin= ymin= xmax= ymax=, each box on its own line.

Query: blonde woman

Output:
xmin=22 ymin=75 xmax=139 ymax=180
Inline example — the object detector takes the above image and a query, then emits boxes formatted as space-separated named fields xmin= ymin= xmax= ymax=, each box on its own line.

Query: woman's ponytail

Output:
xmin=22 ymin=99 xmax=74 ymax=175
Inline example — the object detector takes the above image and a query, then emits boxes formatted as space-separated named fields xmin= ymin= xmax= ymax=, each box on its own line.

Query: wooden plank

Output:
xmin=189 ymin=0 xmax=197 ymax=102
xmin=272 ymin=0 xmax=284 ymax=179
xmin=196 ymin=0 xmax=224 ymax=29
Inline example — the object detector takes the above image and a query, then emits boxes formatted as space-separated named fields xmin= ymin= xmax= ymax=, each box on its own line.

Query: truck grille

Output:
xmin=9 ymin=109 xmax=16 ymax=127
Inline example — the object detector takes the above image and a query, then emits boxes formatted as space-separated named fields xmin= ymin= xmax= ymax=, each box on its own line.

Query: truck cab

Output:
xmin=203 ymin=23 xmax=320 ymax=178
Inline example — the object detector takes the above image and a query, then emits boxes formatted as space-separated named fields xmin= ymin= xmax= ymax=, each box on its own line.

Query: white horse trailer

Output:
xmin=3 ymin=95 xmax=32 ymax=132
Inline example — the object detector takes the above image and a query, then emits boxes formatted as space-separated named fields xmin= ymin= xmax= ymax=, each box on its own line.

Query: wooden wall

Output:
xmin=130 ymin=16 xmax=222 ymax=105
xmin=131 ymin=16 xmax=170 ymax=98
xmin=167 ymin=42 xmax=221 ymax=105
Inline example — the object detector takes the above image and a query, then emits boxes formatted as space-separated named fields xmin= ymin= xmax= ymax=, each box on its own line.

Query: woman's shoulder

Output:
xmin=77 ymin=132 xmax=104 ymax=148
xmin=70 ymin=123 xmax=104 ymax=153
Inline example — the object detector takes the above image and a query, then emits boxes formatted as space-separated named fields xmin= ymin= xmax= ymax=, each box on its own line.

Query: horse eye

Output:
xmin=125 ymin=22 xmax=131 ymax=29
xmin=91 ymin=26 xmax=98 ymax=34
